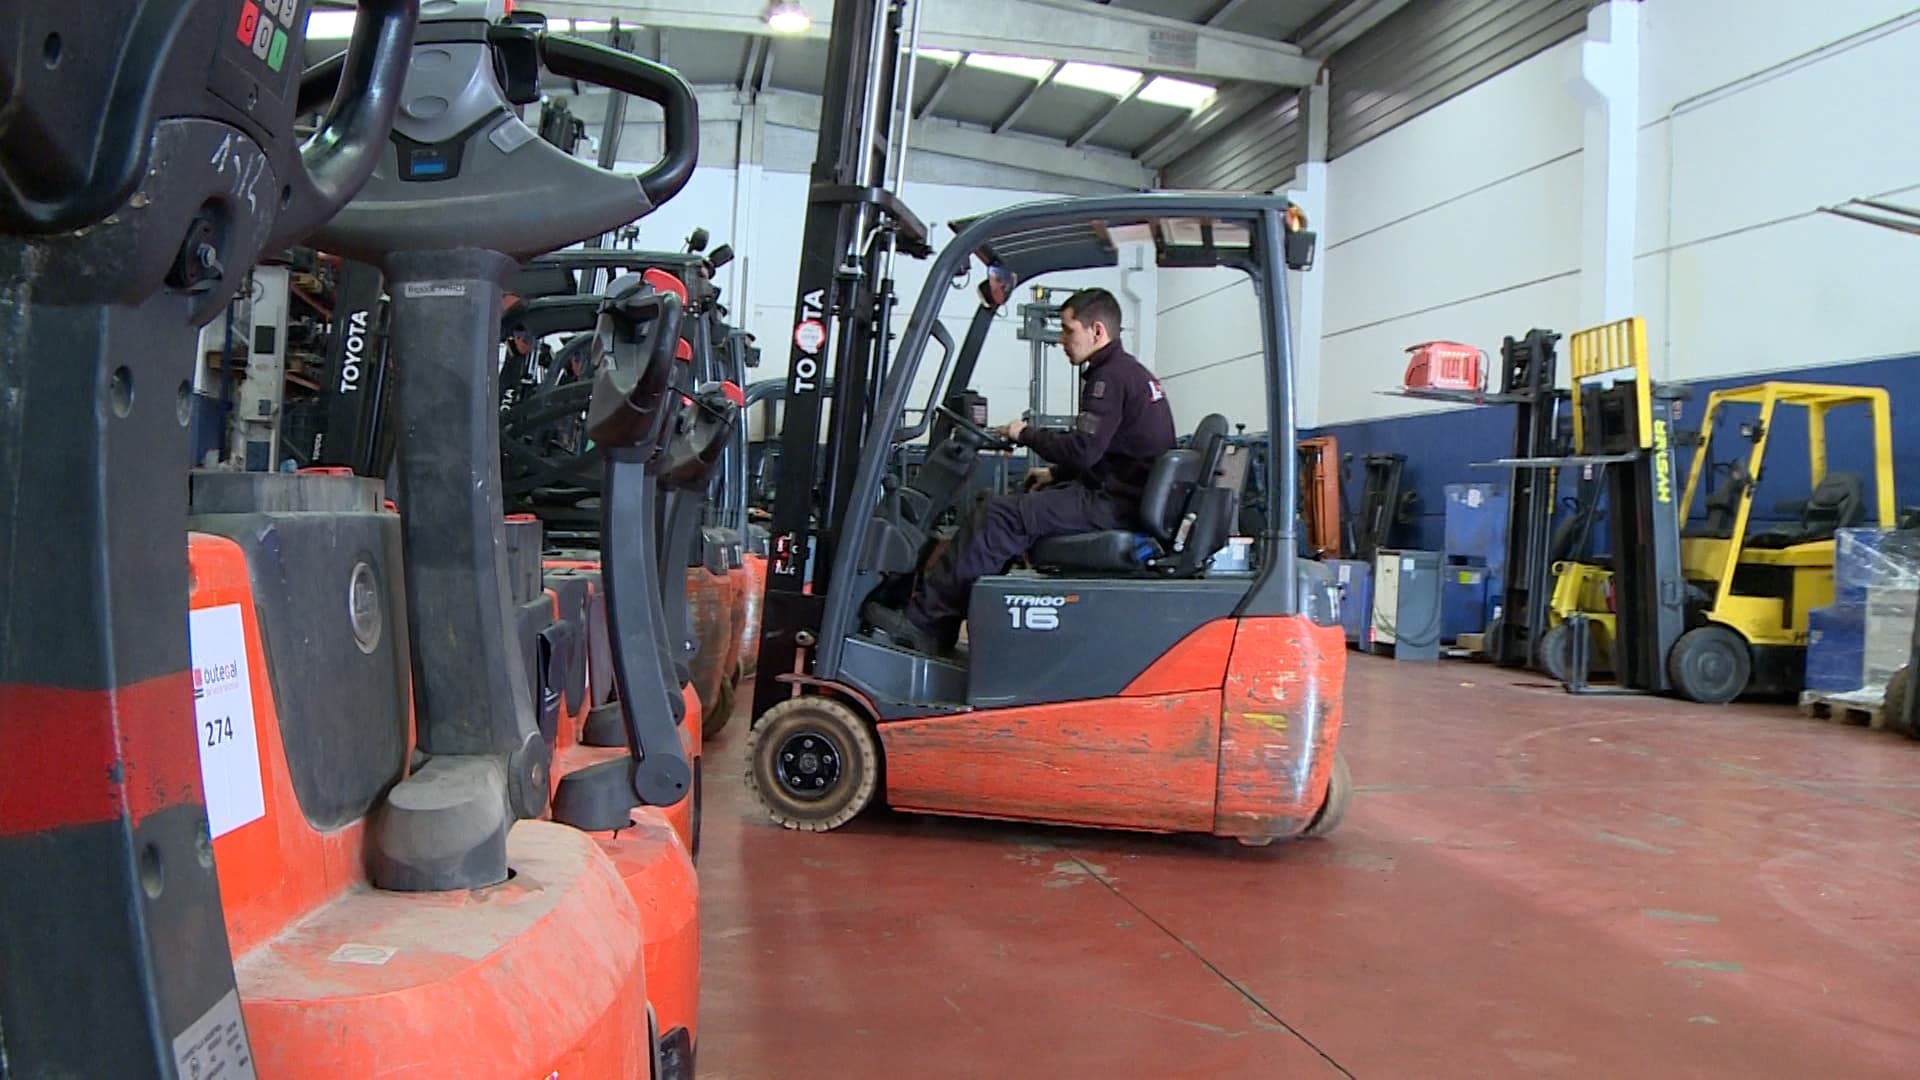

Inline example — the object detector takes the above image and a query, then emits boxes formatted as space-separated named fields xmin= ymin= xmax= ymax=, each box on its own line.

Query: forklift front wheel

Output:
xmin=1302 ymin=752 xmax=1351 ymax=839
xmin=1668 ymin=625 xmax=1751 ymax=705
xmin=1538 ymin=623 xmax=1572 ymax=683
xmin=747 ymin=696 xmax=881 ymax=831
xmin=703 ymin=675 xmax=736 ymax=740
xmin=1885 ymin=666 xmax=1911 ymax=736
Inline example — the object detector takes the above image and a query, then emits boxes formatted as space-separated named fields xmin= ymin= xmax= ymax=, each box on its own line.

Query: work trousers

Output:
xmin=906 ymin=482 xmax=1127 ymax=635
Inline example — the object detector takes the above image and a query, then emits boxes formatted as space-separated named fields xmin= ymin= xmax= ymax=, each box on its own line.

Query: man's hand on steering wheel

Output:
xmin=936 ymin=403 xmax=1016 ymax=452
xmin=993 ymin=418 xmax=1027 ymax=443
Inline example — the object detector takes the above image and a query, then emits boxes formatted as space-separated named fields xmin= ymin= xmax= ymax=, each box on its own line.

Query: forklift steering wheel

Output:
xmin=936 ymin=403 xmax=1014 ymax=452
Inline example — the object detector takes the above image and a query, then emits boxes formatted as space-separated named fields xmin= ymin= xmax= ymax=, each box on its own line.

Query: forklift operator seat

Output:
xmin=1028 ymin=413 xmax=1237 ymax=577
xmin=1746 ymin=471 xmax=1865 ymax=549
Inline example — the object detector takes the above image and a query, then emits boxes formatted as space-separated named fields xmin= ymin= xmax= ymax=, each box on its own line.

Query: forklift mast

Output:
xmin=1562 ymin=318 xmax=1688 ymax=693
xmin=760 ymin=0 xmax=932 ymax=715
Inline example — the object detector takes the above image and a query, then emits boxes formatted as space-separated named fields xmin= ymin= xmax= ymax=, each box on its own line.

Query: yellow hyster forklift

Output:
xmin=1514 ymin=320 xmax=1896 ymax=703
xmin=1671 ymin=381 xmax=1896 ymax=701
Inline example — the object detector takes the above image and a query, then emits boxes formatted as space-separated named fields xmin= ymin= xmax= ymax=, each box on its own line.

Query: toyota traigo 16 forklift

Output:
xmin=750 ymin=195 xmax=1346 ymax=842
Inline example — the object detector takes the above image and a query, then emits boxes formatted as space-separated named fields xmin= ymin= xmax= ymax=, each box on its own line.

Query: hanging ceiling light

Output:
xmin=764 ymin=1 xmax=812 ymax=34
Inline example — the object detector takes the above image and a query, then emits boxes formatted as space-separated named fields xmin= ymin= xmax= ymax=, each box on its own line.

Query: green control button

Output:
xmin=268 ymin=27 xmax=288 ymax=71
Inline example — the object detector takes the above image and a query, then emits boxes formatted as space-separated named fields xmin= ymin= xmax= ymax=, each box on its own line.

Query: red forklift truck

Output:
xmin=747 ymin=193 xmax=1351 ymax=843
xmin=1 ymin=3 xmax=702 ymax=1074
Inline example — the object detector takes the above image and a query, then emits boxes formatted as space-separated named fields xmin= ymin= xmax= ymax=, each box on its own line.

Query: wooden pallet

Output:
xmin=1798 ymin=690 xmax=1893 ymax=730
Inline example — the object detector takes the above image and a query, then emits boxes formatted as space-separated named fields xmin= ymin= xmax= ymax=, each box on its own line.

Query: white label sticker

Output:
xmin=188 ymin=604 xmax=267 ymax=840
xmin=172 ymin=988 xmax=257 ymax=1079
xmin=329 ymin=943 xmax=399 ymax=966
xmin=489 ymin=117 xmax=538 ymax=154
xmin=401 ymin=281 xmax=469 ymax=298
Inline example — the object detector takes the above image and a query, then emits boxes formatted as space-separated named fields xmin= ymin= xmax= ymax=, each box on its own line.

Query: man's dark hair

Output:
xmin=1061 ymin=287 xmax=1122 ymax=341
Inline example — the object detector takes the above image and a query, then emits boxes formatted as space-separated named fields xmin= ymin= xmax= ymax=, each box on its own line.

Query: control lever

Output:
xmin=551 ymin=285 xmax=692 ymax=828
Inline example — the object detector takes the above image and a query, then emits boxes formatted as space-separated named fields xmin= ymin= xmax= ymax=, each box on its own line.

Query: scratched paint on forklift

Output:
xmin=188 ymin=536 xmax=683 ymax=1076
xmin=234 ymin=823 xmax=652 ymax=1079
xmin=1216 ymin=617 xmax=1348 ymax=838
xmin=878 ymin=691 xmax=1223 ymax=832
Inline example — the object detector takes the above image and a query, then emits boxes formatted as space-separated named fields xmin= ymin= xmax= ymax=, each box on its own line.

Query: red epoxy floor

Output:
xmin=695 ymin=656 xmax=1920 ymax=1078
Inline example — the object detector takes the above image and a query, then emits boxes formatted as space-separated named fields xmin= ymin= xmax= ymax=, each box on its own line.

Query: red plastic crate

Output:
xmin=1404 ymin=340 xmax=1487 ymax=392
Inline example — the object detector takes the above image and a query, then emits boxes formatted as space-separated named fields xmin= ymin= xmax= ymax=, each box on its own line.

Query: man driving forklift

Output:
xmin=867 ymin=286 xmax=1176 ymax=654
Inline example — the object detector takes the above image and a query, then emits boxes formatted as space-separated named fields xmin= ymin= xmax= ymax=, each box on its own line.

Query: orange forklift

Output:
xmin=0 ymin=3 xmax=702 ymax=1075
xmin=743 ymin=10 xmax=1348 ymax=834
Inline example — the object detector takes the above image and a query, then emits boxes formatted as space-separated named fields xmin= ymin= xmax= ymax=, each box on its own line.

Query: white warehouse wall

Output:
xmin=1636 ymin=0 xmax=1920 ymax=382
xmin=1313 ymin=36 xmax=1587 ymax=428
xmin=1163 ymin=0 xmax=1920 ymax=430
xmin=1153 ymin=37 xmax=1587 ymax=432
xmin=1153 ymin=264 xmax=1303 ymax=437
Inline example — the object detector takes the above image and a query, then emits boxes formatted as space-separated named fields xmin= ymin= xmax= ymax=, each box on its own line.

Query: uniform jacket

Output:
xmin=1018 ymin=339 xmax=1176 ymax=505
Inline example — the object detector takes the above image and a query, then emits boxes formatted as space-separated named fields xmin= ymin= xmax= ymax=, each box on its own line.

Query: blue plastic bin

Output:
xmin=1441 ymin=566 xmax=1490 ymax=643
xmin=1444 ymin=483 xmax=1509 ymax=576
xmin=1804 ymin=606 xmax=1866 ymax=694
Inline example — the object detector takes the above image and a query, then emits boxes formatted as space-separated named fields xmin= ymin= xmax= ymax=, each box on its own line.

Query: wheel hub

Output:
xmin=775 ymin=731 xmax=843 ymax=800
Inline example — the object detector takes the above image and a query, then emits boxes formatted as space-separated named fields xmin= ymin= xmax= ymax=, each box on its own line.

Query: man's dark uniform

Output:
xmin=903 ymin=338 xmax=1176 ymax=644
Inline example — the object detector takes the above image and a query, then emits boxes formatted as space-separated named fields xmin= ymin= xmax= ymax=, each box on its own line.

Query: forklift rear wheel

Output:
xmin=690 ymin=756 xmax=703 ymax=862
xmin=747 ymin=696 xmax=880 ymax=831
xmin=1538 ymin=623 xmax=1572 ymax=683
xmin=1483 ymin=616 xmax=1506 ymax=665
xmin=1668 ymin=625 xmax=1751 ymax=705
xmin=1303 ymin=752 xmax=1351 ymax=839
xmin=703 ymin=675 xmax=736 ymax=740
xmin=1885 ymin=666 xmax=1910 ymax=736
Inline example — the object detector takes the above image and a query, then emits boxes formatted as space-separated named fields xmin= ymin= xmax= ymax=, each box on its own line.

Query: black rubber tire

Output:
xmin=745 ymin=696 xmax=881 ymax=831
xmin=702 ymin=675 xmax=735 ymax=739
xmin=1303 ymin=751 xmax=1351 ymax=839
xmin=1539 ymin=623 xmax=1572 ymax=683
xmin=1885 ymin=665 xmax=1911 ymax=737
xmin=1483 ymin=615 xmax=1507 ymax=665
xmin=1667 ymin=624 xmax=1751 ymax=705
xmin=689 ymin=756 xmax=703 ymax=863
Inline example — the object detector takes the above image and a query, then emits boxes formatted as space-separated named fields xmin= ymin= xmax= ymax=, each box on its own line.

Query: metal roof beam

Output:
xmin=1070 ymin=80 xmax=1145 ymax=149
xmin=738 ymin=35 xmax=766 ymax=92
xmin=1138 ymin=82 xmax=1271 ymax=169
xmin=1205 ymin=0 xmax=1250 ymax=28
xmin=992 ymin=62 xmax=1061 ymax=134
xmin=1296 ymin=0 xmax=1419 ymax=57
xmin=914 ymin=53 xmax=967 ymax=119
xmin=533 ymin=0 xmax=1321 ymax=85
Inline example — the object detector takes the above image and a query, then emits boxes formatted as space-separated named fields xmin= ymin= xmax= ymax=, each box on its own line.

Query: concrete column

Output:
xmin=1286 ymin=70 xmax=1330 ymax=431
xmin=1575 ymin=0 xmax=1640 ymax=330
xmin=730 ymin=102 xmax=767 ymax=324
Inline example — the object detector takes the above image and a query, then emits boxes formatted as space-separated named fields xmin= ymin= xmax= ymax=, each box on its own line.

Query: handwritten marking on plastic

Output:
xmin=208 ymin=134 xmax=267 ymax=214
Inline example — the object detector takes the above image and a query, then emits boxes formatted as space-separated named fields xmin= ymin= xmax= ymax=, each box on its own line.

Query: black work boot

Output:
xmin=863 ymin=601 xmax=939 ymax=654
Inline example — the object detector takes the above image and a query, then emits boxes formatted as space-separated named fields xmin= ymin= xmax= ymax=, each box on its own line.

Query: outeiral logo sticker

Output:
xmin=188 ymin=604 xmax=267 ymax=839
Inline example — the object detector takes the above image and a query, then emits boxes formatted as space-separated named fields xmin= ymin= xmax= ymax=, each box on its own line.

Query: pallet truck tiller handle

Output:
xmin=1 ymin=0 xmax=417 ymax=238
xmin=538 ymin=35 xmax=697 ymax=211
